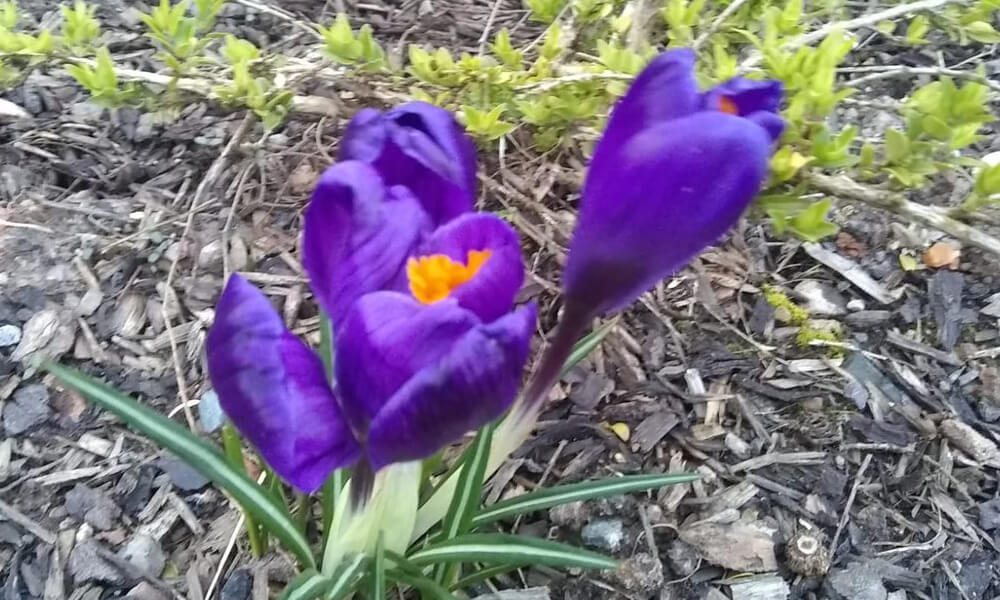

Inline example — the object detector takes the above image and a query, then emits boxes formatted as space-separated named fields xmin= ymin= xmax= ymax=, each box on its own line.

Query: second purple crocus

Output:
xmin=523 ymin=49 xmax=784 ymax=408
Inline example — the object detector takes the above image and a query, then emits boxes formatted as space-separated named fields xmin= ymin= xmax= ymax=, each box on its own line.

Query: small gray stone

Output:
xmin=65 ymin=484 xmax=121 ymax=530
xmin=794 ymin=281 xmax=848 ymax=316
xmin=198 ymin=390 xmax=225 ymax=433
xmin=3 ymin=384 xmax=51 ymax=435
xmin=548 ymin=501 xmax=589 ymax=529
xmin=69 ymin=540 xmax=125 ymax=585
xmin=221 ymin=569 xmax=252 ymax=600
xmin=158 ymin=454 xmax=209 ymax=491
xmin=0 ymin=324 xmax=21 ymax=347
xmin=118 ymin=534 xmax=165 ymax=577
xmin=846 ymin=298 xmax=866 ymax=312
xmin=826 ymin=562 xmax=887 ymax=600
xmin=70 ymin=101 xmax=105 ymax=122
xmin=610 ymin=553 xmax=663 ymax=598
xmin=126 ymin=582 xmax=170 ymax=600
xmin=581 ymin=519 xmax=624 ymax=553
xmin=978 ymin=498 xmax=1000 ymax=530
xmin=666 ymin=539 xmax=700 ymax=577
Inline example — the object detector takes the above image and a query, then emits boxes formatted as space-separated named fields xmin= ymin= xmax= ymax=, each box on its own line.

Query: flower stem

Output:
xmin=220 ymin=424 xmax=265 ymax=557
xmin=519 ymin=304 xmax=590 ymax=414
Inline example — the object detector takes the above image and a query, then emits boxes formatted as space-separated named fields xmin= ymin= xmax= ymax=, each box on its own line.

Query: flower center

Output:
xmin=407 ymin=250 xmax=491 ymax=304
xmin=718 ymin=96 xmax=739 ymax=115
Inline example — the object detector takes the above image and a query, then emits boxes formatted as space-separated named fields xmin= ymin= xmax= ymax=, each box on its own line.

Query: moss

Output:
xmin=762 ymin=284 xmax=810 ymax=326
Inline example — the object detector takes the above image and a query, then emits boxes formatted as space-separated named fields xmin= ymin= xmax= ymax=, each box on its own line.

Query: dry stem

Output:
xmin=805 ymin=171 xmax=1000 ymax=258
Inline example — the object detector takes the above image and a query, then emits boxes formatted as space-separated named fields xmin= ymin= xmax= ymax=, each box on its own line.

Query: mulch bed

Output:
xmin=3 ymin=1 xmax=1000 ymax=600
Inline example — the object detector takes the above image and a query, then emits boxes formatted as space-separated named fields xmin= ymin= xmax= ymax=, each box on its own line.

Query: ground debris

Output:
xmin=728 ymin=575 xmax=790 ymax=600
xmin=939 ymin=419 xmax=1000 ymax=467
xmin=678 ymin=520 xmax=777 ymax=572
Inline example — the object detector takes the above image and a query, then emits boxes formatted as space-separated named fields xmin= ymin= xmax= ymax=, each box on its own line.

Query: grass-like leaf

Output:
xmin=276 ymin=570 xmax=331 ymax=600
xmin=388 ymin=570 xmax=457 ymax=600
xmin=561 ymin=318 xmax=617 ymax=377
xmin=433 ymin=424 xmax=494 ymax=584
xmin=471 ymin=473 xmax=699 ymax=528
xmin=324 ymin=554 xmax=367 ymax=600
xmin=450 ymin=563 xmax=517 ymax=591
xmin=44 ymin=362 xmax=316 ymax=568
xmin=370 ymin=534 xmax=385 ymax=600
xmin=409 ymin=534 xmax=617 ymax=570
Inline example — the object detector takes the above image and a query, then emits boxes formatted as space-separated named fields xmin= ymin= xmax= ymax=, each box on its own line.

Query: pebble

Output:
xmin=826 ymin=562 xmax=886 ymax=600
xmin=65 ymin=484 xmax=122 ymax=530
xmin=69 ymin=540 xmax=126 ymax=585
xmin=794 ymin=280 xmax=848 ymax=316
xmin=118 ymin=534 xmax=165 ymax=577
xmin=846 ymin=298 xmax=866 ymax=312
xmin=198 ymin=390 xmax=225 ymax=433
xmin=581 ymin=518 xmax=624 ymax=553
xmin=126 ymin=582 xmax=170 ymax=600
xmin=0 ymin=323 xmax=21 ymax=347
xmin=158 ymin=454 xmax=210 ymax=491
xmin=3 ymin=383 xmax=51 ymax=435
xmin=221 ymin=568 xmax=253 ymax=600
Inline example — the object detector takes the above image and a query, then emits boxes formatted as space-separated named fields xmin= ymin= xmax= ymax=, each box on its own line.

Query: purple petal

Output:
xmin=302 ymin=161 xmax=431 ymax=327
xmin=416 ymin=213 xmax=525 ymax=322
xmin=591 ymin=49 xmax=700 ymax=171
xmin=702 ymin=78 xmax=783 ymax=116
xmin=746 ymin=111 xmax=785 ymax=143
xmin=367 ymin=303 xmax=537 ymax=470
xmin=340 ymin=102 xmax=477 ymax=225
xmin=334 ymin=292 xmax=480 ymax=430
xmin=206 ymin=275 xmax=361 ymax=492
xmin=564 ymin=111 xmax=771 ymax=318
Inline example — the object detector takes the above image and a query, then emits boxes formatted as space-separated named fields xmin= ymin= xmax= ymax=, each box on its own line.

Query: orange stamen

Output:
xmin=718 ymin=96 xmax=739 ymax=115
xmin=407 ymin=250 xmax=491 ymax=305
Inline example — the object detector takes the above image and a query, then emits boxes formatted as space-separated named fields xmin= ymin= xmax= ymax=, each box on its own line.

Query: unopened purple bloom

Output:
xmin=340 ymin=102 xmax=478 ymax=225
xmin=207 ymin=208 xmax=533 ymax=491
xmin=565 ymin=49 xmax=783 ymax=320
xmin=523 ymin=49 xmax=782 ymax=409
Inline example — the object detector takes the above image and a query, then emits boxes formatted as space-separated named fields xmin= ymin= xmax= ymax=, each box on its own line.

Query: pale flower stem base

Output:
xmin=321 ymin=461 xmax=422 ymax=574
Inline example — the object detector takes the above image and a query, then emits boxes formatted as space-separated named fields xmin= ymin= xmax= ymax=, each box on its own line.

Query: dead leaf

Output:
xmin=923 ymin=241 xmax=960 ymax=269
xmin=289 ymin=163 xmax=318 ymax=194
xmin=835 ymin=231 xmax=867 ymax=258
xmin=679 ymin=521 xmax=778 ymax=572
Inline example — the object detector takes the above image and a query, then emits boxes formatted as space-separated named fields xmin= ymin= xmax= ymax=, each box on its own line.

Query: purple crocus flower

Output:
xmin=522 ymin=49 xmax=784 ymax=408
xmin=207 ymin=200 xmax=533 ymax=493
xmin=339 ymin=101 xmax=478 ymax=225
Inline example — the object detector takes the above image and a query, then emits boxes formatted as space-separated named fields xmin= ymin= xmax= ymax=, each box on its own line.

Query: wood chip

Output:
xmin=679 ymin=520 xmax=778 ymax=572
xmin=802 ymin=242 xmax=900 ymax=304
xmin=940 ymin=419 xmax=1000 ymax=467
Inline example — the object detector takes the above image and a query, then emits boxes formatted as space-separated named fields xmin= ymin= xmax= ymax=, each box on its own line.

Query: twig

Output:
xmin=693 ymin=0 xmax=753 ymax=50
xmin=514 ymin=71 xmax=632 ymax=93
xmin=740 ymin=0 xmax=963 ymax=70
xmin=477 ymin=0 xmax=505 ymax=56
xmin=63 ymin=57 xmax=338 ymax=118
xmin=829 ymin=453 xmax=872 ymax=559
xmin=164 ymin=114 xmax=255 ymax=431
xmin=805 ymin=171 xmax=1000 ymax=258
xmin=232 ymin=0 xmax=323 ymax=40
xmin=0 ymin=219 xmax=53 ymax=233
xmin=0 ymin=499 xmax=57 ymax=545
xmin=843 ymin=65 xmax=1000 ymax=94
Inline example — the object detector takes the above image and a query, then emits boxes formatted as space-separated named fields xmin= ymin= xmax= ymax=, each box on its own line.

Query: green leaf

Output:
xmin=277 ymin=570 xmax=333 ymax=600
xmin=788 ymin=198 xmax=838 ymax=242
xmin=906 ymin=15 xmax=929 ymax=44
xmin=450 ymin=564 xmax=518 ymax=591
xmin=43 ymin=362 xmax=316 ymax=569
xmin=438 ymin=425 xmax=494 ymax=541
xmin=433 ymin=424 xmax=495 ymax=585
xmin=409 ymin=534 xmax=617 ymax=570
xmin=975 ymin=162 xmax=1000 ymax=197
xmin=884 ymin=128 xmax=909 ymax=164
xmin=324 ymin=554 xmax=368 ymax=600
xmin=370 ymin=535 xmax=385 ymax=600
xmin=965 ymin=21 xmax=1000 ymax=43
xmin=471 ymin=473 xmax=698 ymax=527
xmin=387 ymin=570 xmax=456 ymax=600
xmin=561 ymin=319 xmax=616 ymax=377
